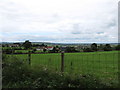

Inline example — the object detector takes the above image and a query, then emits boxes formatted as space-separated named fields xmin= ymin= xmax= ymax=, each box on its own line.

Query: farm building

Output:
xmin=9 ymin=43 xmax=20 ymax=47
xmin=36 ymin=46 xmax=53 ymax=51
xmin=46 ymin=46 xmax=53 ymax=50
xmin=36 ymin=47 xmax=45 ymax=51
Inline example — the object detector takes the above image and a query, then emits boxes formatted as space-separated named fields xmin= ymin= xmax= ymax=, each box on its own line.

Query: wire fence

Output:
xmin=15 ymin=52 xmax=119 ymax=85
xmin=64 ymin=53 xmax=118 ymax=84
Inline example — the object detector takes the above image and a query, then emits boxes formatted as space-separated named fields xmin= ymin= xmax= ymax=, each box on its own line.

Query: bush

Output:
xmin=115 ymin=45 xmax=120 ymax=50
xmin=2 ymin=49 xmax=14 ymax=54
xmin=2 ymin=55 xmax=116 ymax=88
xmin=2 ymin=55 xmax=30 ymax=87
xmin=25 ymin=66 xmax=109 ymax=88
xmin=65 ymin=47 xmax=78 ymax=53
xmin=103 ymin=44 xmax=112 ymax=51
xmin=83 ymin=48 xmax=93 ymax=52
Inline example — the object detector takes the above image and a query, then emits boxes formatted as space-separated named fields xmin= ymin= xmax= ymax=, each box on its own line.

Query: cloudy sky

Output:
xmin=0 ymin=0 xmax=119 ymax=43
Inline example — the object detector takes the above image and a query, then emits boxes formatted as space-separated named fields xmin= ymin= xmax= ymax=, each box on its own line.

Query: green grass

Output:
xmin=35 ymin=50 xmax=43 ymax=53
xmin=2 ymin=47 xmax=24 ymax=49
xmin=13 ymin=51 xmax=119 ymax=85
xmin=3 ymin=56 xmax=112 ymax=88
xmin=15 ymin=50 xmax=32 ymax=53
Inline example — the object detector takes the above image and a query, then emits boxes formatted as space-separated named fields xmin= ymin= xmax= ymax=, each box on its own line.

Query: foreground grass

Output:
xmin=12 ymin=51 xmax=119 ymax=86
xmin=3 ymin=55 xmax=118 ymax=88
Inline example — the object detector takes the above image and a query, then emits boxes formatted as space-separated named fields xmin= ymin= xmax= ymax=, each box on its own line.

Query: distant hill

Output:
xmin=1 ymin=42 xmax=120 ymax=46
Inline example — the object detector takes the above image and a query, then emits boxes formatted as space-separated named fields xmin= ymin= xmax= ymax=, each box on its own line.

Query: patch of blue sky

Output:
xmin=26 ymin=32 xmax=62 ymax=36
xmin=2 ymin=32 xmax=62 ymax=36
xmin=1 ymin=32 xmax=13 ymax=36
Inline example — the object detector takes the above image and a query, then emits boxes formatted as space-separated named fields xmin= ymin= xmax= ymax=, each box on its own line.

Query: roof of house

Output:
xmin=47 ymin=46 xmax=53 ymax=48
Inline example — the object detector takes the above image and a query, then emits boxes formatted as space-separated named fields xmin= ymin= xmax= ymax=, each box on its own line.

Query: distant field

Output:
xmin=13 ymin=51 xmax=119 ymax=85
xmin=15 ymin=50 xmax=32 ymax=53
xmin=2 ymin=47 xmax=24 ymax=49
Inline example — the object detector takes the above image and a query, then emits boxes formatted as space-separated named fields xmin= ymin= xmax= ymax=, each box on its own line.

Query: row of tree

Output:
xmin=2 ymin=40 xmax=120 ymax=54
xmin=84 ymin=43 xmax=120 ymax=52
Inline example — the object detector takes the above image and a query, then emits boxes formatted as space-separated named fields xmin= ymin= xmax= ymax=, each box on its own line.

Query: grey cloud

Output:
xmin=106 ymin=19 xmax=117 ymax=28
xmin=2 ymin=34 xmax=58 ymax=42
xmin=97 ymin=32 xmax=104 ymax=34
xmin=0 ymin=0 xmax=118 ymax=43
xmin=71 ymin=32 xmax=81 ymax=34
xmin=71 ymin=24 xmax=83 ymax=34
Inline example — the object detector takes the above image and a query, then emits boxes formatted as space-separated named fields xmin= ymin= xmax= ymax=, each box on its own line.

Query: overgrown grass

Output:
xmin=2 ymin=55 xmax=118 ymax=88
xmin=13 ymin=51 xmax=119 ymax=85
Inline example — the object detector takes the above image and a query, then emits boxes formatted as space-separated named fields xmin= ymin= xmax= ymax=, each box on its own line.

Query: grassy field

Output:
xmin=15 ymin=50 xmax=32 ymax=53
xmin=13 ymin=51 xmax=119 ymax=85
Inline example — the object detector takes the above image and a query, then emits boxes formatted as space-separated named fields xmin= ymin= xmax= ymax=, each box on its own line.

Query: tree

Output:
xmin=83 ymin=48 xmax=93 ymax=52
xmin=103 ymin=44 xmax=112 ymax=51
xmin=115 ymin=45 xmax=120 ymax=50
xmin=49 ymin=46 xmax=59 ymax=53
xmin=65 ymin=47 xmax=77 ymax=52
xmin=98 ymin=44 xmax=104 ymax=51
xmin=43 ymin=48 xmax=47 ymax=53
xmin=32 ymin=44 xmax=40 ymax=47
xmin=55 ymin=46 xmax=59 ymax=53
xmin=32 ymin=49 xmax=36 ymax=53
xmin=52 ymin=47 xmax=56 ymax=53
xmin=41 ymin=43 xmax=45 ymax=47
xmin=2 ymin=48 xmax=15 ymax=54
xmin=91 ymin=43 xmax=97 ymax=51
xmin=22 ymin=40 xmax=32 ymax=49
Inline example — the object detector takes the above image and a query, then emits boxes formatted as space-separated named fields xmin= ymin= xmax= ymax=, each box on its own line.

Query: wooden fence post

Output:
xmin=28 ymin=50 xmax=31 ymax=65
xmin=71 ymin=61 xmax=73 ymax=70
xmin=61 ymin=51 xmax=64 ymax=72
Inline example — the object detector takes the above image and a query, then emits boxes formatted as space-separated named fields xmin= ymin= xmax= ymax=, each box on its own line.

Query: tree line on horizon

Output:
xmin=2 ymin=40 xmax=120 ymax=54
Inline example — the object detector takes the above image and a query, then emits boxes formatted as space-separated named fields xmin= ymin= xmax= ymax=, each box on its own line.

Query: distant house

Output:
xmin=46 ymin=46 xmax=53 ymax=50
xmin=36 ymin=46 xmax=53 ymax=51
xmin=36 ymin=47 xmax=44 ymax=51
xmin=36 ymin=48 xmax=43 ymax=51
xmin=9 ymin=44 xmax=20 ymax=47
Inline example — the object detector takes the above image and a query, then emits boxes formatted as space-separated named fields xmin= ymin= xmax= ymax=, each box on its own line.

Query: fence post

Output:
xmin=70 ymin=61 xmax=73 ymax=72
xmin=28 ymin=50 xmax=31 ymax=65
xmin=61 ymin=51 xmax=64 ymax=72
